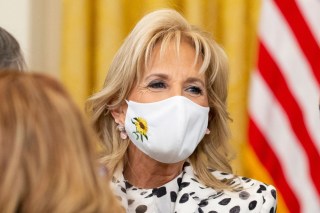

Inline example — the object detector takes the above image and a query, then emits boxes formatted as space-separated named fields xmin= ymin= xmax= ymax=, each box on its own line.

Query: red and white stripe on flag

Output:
xmin=248 ymin=0 xmax=320 ymax=212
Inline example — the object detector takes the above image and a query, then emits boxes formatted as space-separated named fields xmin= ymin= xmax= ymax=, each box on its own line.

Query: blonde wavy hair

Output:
xmin=0 ymin=72 xmax=123 ymax=212
xmin=87 ymin=9 xmax=235 ymax=190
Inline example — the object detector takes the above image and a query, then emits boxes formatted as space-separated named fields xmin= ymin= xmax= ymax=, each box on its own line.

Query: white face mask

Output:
xmin=124 ymin=96 xmax=209 ymax=163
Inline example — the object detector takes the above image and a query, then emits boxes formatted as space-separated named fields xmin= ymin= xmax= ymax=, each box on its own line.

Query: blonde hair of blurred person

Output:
xmin=0 ymin=72 xmax=123 ymax=213
xmin=0 ymin=27 xmax=26 ymax=71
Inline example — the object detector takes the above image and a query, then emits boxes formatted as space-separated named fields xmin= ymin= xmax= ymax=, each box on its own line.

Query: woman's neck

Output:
xmin=123 ymin=143 xmax=184 ymax=189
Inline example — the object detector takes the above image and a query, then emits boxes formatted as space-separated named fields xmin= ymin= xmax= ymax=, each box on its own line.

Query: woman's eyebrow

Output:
xmin=185 ymin=77 xmax=205 ymax=87
xmin=144 ymin=73 xmax=169 ymax=81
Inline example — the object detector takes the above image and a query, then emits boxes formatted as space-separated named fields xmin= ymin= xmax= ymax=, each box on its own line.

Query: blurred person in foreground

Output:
xmin=0 ymin=27 xmax=26 ymax=71
xmin=87 ymin=9 xmax=277 ymax=212
xmin=0 ymin=71 xmax=123 ymax=213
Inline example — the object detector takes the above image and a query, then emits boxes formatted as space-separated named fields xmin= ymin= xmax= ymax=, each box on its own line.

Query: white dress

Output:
xmin=112 ymin=162 xmax=277 ymax=213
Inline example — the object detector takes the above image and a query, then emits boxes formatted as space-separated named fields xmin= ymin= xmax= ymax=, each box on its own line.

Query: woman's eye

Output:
xmin=147 ymin=81 xmax=167 ymax=89
xmin=186 ymin=86 xmax=203 ymax=95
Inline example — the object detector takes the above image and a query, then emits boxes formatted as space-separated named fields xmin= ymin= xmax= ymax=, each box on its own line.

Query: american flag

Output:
xmin=248 ymin=0 xmax=320 ymax=212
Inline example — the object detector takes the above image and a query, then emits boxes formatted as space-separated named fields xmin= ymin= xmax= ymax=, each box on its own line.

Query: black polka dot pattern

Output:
xmin=111 ymin=162 xmax=277 ymax=212
xmin=219 ymin=198 xmax=231 ymax=205
xmin=271 ymin=189 xmax=277 ymax=199
xmin=128 ymin=199 xmax=134 ymax=205
xmin=248 ymin=200 xmax=257 ymax=210
xmin=125 ymin=181 xmax=133 ymax=189
xmin=239 ymin=191 xmax=250 ymax=200
xmin=120 ymin=186 xmax=126 ymax=193
xmin=198 ymin=199 xmax=208 ymax=207
xmin=179 ymin=193 xmax=189 ymax=203
xmin=153 ymin=187 xmax=167 ymax=198
xmin=140 ymin=191 xmax=147 ymax=196
xmin=257 ymin=184 xmax=267 ymax=193
xmin=230 ymin=205 xmax=240 ymax=213
xmin=135 ymin=205 xmax=147 ymax=213
xmin=170 ymin=191 xmax=177 ymax=202
xmin=179 ymin=182 xmax=190 ymax=191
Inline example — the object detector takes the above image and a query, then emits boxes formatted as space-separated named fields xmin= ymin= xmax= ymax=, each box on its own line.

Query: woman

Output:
xmin=0 ymin=72 xmax=123 ymax=212
xmin=0 ymin=27 xmax=26 ymax=70
xmin=88 ymin=9 xmax=277 ymax=212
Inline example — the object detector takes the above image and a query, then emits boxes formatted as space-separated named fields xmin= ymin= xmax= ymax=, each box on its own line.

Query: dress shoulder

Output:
xmin=212 ymin=170 xmax=277 ymax=213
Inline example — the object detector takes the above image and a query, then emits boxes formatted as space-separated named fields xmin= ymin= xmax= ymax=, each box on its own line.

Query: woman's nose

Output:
xmin=170 ymin=85 xmax=183 ymax=97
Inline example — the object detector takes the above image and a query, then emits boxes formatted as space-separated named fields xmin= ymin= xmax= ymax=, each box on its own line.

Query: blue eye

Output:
xmin=147 ymin=81 xmax=167 ymax=89
xmin=186 ymin=86 xmax=203 ymax=95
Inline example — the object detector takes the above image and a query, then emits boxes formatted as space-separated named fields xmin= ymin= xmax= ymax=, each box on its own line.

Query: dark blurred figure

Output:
xmin=0 ymin=27 xmax=26 ymax=71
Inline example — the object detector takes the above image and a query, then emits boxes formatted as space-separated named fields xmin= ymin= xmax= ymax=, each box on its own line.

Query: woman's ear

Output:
xmin=110 ymin=103 xmax=127 ymax=125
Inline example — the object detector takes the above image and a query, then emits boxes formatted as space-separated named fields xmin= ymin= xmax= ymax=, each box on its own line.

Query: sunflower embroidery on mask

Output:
xmin=131 ymin=117 xmax=148 ymax=142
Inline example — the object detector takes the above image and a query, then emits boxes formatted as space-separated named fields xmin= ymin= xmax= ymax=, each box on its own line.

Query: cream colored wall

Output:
xmin=0 ymin=0 xmax=31 ymax=65
xmin=0 ymin=0 xmax=61 ymax=76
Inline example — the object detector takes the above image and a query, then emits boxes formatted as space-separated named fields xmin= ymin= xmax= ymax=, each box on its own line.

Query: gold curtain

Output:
xmin=61 ymin=1 xmax=287 ymax=212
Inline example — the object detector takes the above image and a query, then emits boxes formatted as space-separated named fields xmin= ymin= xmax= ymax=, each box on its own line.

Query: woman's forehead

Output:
xmin=135 ymin=34 xmax=211 ymax=84
xmin=146 ymin=39 xmax=203 ymax=69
